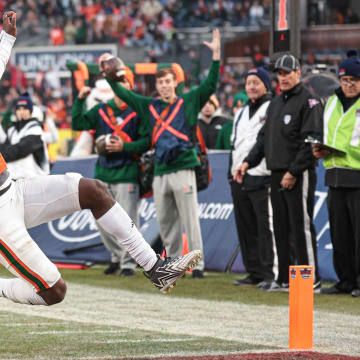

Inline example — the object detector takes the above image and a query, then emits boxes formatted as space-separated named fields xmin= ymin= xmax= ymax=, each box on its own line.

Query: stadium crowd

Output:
xmin=1 ymin=0 xmax=356 ymax=51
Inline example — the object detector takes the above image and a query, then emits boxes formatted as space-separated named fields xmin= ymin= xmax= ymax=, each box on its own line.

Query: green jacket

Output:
xmin=323 ymin=94 xmax=360 ymax=171
xmin=215 ymin=120 xmax=233 ymax=150
xmin=107 ymin=60 xmax=220 ymax=176
xmin=71 ymin=98 xmax=149 ymax=183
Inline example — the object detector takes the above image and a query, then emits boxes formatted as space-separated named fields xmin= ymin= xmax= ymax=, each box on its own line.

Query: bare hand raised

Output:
xmin=3 ymin=11 xmax=16 ymax=37
xmin=78 ymin=86 xmax=91 ymax=99
xmin=203 ymin=28 xmax=221 ymax=61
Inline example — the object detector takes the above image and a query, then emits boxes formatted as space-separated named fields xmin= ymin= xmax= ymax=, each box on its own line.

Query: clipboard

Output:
xmin=305 ymin=138 xmax=346 ymax=156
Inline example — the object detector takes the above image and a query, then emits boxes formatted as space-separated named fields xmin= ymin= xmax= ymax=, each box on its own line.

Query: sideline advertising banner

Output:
xmin=29 ymin=153 xmax=337 ymax=280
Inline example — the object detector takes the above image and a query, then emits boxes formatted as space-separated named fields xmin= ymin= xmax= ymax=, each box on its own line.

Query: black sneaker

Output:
xmin=320 ymin=284 xmax=348 ymax=295
xmin=119 ymin=269 xmax=135 ymax=277
xmin=104 ymin=262 xmax=120 ymax=275
xmin=144 ymin=250 xmax=202 ymax=293
xmin=234 ymin=275 xmax=262 ymax=286
xmin=192 ymin=269 xmax=204 ymax=279
xmin=351 ymin=289 xmax=360 ymax=297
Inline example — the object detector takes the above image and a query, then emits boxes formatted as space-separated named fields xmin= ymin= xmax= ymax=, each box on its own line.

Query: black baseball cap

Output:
xmin=274 ymin=54 xmax=300 ymax=72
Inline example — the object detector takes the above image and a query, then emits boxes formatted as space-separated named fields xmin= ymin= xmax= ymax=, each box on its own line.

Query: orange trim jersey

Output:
xmin=0 ymin=153 xmax=7 ymax=174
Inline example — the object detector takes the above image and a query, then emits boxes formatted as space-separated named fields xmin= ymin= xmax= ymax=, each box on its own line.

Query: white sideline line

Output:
xmin=98 ymin=338 xmax=191 ymax=344
xmin=4 ymin=322 xmax=64 ymax=327
xmin=1 ymin=282 xmax=359 ymax=356
xmin=29 ymin=330 xmax=127 ymax=335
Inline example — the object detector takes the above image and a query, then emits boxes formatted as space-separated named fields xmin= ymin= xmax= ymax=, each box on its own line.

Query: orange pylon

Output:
xmin=289 ymin=265 xmax=314 ymax=350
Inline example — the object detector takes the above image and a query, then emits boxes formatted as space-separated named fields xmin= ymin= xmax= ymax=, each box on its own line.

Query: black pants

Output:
xmin=328 ymin=187 xmax=360 ymax=291
xmin=270 ymin=169 xmax=319 ymax=284
xmin=231 ymin=182 xmax=275 ymax=281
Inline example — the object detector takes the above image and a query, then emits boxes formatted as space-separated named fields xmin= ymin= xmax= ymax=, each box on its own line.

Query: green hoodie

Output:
xmin=107 ymin=61 xmax=220 ymax=176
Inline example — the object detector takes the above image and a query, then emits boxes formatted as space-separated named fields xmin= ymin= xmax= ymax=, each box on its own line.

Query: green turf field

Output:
xmin=0 ymin=266 xmax=359 ymax=360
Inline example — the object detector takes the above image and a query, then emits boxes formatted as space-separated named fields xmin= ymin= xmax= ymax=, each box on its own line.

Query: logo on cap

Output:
xmin=339 ymin=68 xmax=346 ymax=76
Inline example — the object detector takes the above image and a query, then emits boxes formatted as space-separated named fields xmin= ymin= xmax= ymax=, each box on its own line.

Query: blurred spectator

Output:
xmin=232 ymin=91 xmax=249 ymax=115
xmin=141 ymin=0 xmax=163 ymax=20
xmin=198 ymin=94 xmax=231 ymax=149
xmin=64 ymin=19 xmax=77 ymax=44
xmin=344 ymin=7 xmax=359 ymax=24
xmin=45 ymin=67 xmax=61 ymax=91
xmin=0 ymin=93 xmax=50 ymax=179
xmin=49 ymin=25 xmax=65 ymax=45
xmin=249 ymin=0 xmax=264 ymax=26
xmin=188 ymin=50 xmax=201 ymax=87
xmin=10 ymin=64 xmax=28 ymax=93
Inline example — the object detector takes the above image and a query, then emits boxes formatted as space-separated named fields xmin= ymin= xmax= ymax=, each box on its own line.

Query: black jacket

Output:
xmin=245 ymin=83 xmax=323 ymax=177
xmin=0 ymin=118 xmax=45 ymax=166
xmin=198 ymin=109 xmax=230 ymax=149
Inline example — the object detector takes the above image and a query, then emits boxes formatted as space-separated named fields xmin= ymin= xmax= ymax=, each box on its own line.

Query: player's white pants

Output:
xmin=0 ymin=174 xmax=81 ymax=292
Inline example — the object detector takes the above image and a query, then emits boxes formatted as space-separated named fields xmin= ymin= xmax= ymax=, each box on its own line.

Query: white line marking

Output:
xmin=0 ymin=282 xmax=359 ymax=356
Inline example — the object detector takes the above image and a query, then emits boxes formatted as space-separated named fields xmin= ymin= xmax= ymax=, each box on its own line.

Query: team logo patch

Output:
xmin=300 ymin=267 xmax=312 ymax=280
xmin=338 ymin=68 xmax=346 ymax=76
xmin=184 ymin=185 xmax=193 ymax=194
xmin=290 ymin=268 xmax=297 ymax=279
xmin=308 ymin=99 xmax=319 ymax=108
xmin=283 ymin=114 xmax=292 ymax=125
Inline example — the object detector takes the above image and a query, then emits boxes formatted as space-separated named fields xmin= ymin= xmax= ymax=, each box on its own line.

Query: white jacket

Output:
xmin=6 ymin=120 xmax=50 ymax=179
xmin=231 ymin=100 xmax=270 ymax=177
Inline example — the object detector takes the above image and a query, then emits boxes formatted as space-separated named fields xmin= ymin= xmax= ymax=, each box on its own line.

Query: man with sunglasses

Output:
xmin=313 ymin=51 xmax=360 ymax=297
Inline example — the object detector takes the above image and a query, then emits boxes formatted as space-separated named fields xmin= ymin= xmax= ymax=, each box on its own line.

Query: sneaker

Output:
xmin=262 ymin=280 xmax=289 ymax=292
xmin=313 ymin=281 xmax=322 ymax=294
xmin=258 ymin=280 xmax=273 ymax=290
xmin=320 ymin=285 xmax=344 ymax=295
xmin=192 ymin=269 xmax=204 ymax=279
xmin=144 ymin=250 xmax=202 ymax=293
xmin=351 ymin=289 xmax=360 ymax=297
xmin=234 ymin=275 xmax=262 ymax=286
xmin=104 ymin=262 xmax=120 ymax=275
xmin=119 ymin=269 xmax=135 ymax=277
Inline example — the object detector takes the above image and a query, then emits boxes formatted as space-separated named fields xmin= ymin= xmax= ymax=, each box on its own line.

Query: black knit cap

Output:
xmin=15 ymin=93 xmax=33 ymax=113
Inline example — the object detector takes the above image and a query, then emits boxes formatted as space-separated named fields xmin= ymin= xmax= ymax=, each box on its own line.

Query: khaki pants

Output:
xmin=153 ymin=169 xmax=204 ymax=270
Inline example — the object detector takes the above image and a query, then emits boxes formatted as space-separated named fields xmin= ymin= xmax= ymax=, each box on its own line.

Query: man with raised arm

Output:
xmin=105 ymin=29 xmax=221 ymax=278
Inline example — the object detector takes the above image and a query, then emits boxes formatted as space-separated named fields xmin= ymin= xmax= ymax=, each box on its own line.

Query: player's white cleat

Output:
xmin=144 ymin=250 xmax=202 ymax=293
